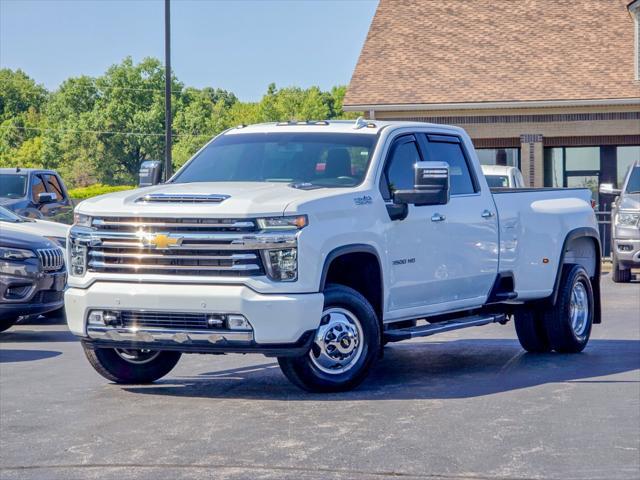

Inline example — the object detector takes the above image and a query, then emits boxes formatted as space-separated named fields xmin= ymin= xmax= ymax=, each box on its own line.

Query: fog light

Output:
xmin=618 ymin=244 xmax=633 ymax=252
xmin=227 ymin=315 xmax=251 ymax=331
xmin=206 ymin=315 xmax=225 ymax=328
xmin=103 ymin=311 xmax=121 ymax=326
xmin=88 ymin=310 xmax=104 ymax=325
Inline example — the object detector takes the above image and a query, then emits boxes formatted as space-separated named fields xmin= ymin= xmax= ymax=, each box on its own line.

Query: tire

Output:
xmin=543 ymin=264 xmax=594 ymax=353
xmin=82 ymin=345 xmax=181 ymax=384
xmin=0 ymin=318 xmax=17 ymax=333
xmin=611 ymin=254 xmax=631 ymax=283
xmin=278 ymin=284 xmax=381 ymax=393
xmin=514 ymin=310 xmax=551 ymax=353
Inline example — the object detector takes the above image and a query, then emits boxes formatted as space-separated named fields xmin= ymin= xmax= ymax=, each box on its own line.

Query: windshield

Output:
xmin=0 ymin=174 xmax=27 ymax=198
xmin=172 ymin=132 xmax=377 ymax=187
xmin=625 ymin=166 xmax=640 ymax=194
xmin=485 ymin=175 xmax=510 ymax=188
xmin=0 ymin=205 xmax=22 ymax=222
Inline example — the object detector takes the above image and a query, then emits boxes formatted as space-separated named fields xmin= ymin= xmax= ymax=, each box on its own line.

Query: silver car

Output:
xmin=600 ymin=162 xmax=640 ymax=282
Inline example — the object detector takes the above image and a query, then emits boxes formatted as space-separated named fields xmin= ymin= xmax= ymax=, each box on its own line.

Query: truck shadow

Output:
xmin=0 ymin=349 xmax=62 ymax=363
xmin=122 ymin=338 xmax=640 ymax=401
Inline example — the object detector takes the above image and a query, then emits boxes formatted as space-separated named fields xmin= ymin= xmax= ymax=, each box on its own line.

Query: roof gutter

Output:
xmin=343 ymin=97 xmax=640 ymax=112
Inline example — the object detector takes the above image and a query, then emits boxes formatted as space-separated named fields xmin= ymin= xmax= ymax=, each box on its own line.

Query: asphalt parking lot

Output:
xmin=1 ymin=274 xmax=638 ymax=480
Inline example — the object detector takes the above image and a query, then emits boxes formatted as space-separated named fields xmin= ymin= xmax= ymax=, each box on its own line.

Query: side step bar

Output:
xmin=384 ymin=313 xmax=507 ymax=343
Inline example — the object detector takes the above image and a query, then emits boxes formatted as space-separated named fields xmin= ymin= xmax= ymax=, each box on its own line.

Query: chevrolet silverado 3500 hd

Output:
xmin=65 ymin=119 xmax=601 ymax=392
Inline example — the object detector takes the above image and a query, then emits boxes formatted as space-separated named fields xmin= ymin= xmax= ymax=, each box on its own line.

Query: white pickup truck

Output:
xmin=66 ymin=119 xmax=601 ymax=392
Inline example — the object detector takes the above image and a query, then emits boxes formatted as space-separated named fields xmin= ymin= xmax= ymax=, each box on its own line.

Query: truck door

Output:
xmin=417 ymin=133 xmax=500 ymax=305
xmin=381 ymin=134 xmax=454 ymax=312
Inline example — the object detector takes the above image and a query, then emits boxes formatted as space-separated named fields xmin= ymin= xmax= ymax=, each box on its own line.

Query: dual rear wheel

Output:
xmin=514 ymin=264 xmax=594 ymax=353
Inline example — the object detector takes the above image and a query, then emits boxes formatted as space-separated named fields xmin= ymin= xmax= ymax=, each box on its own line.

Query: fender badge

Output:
xmin=354 ymin=195 xmax=373 ymax=206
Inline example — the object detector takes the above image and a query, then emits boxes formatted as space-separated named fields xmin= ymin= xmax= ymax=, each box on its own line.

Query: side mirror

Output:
xmin=37 ymin=192 xmax=57 ymax=204
xmin=393 ymin=161 xmax=450 ymax=206
xmin=599 ymin=183 xmax=621 ymax=196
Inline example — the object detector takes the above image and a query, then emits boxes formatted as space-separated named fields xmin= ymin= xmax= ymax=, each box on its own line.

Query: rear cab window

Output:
xmin=418 ymin=134 xmax=477 ymax=195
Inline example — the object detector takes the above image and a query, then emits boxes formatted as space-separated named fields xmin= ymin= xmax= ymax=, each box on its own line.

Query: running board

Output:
xmin=384 ymin=313 xmax=507 ymax=342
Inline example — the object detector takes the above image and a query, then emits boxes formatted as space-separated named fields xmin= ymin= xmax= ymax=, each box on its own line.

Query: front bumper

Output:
xmin=0 ymin=270 xmax=66 ymax=321
xmin=65 ymin=282 xmax=324 ymax=353
xmin=613 ymin=238 xmax=640 ymax=268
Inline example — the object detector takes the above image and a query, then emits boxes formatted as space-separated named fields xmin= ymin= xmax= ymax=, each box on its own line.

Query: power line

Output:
xmin=0 ymin=79 xmax=184 ymax=95
xmin=0 ymin=125 xmax=213 ymax=139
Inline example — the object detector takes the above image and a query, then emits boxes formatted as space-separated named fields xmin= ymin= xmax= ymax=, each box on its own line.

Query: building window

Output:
xmin=476 ymin=148 xmax=520 ymax=168
xmin=544 ymin=145 xmax=640 ymax=208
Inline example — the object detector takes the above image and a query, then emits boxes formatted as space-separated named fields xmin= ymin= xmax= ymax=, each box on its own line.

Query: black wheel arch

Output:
xmin=319 ymin=244 xmax=384 ymax=320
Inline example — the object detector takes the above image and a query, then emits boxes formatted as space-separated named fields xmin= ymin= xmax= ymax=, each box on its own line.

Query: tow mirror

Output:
xmin=393 ymin=161 xmax=450 ymax=206
xmin=599 ymin=183 xmax=621 ymax=196
xmin=37 ymin=192 xmax=57 ymax=204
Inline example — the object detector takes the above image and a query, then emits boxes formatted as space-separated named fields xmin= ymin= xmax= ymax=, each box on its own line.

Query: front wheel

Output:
xmin=611 ymin=254 xmax=631 ymax=283
xmin=278 ymin=284 xmax=381 ymax=393
xmin=82 ymin=345 xmax=181 ymax=384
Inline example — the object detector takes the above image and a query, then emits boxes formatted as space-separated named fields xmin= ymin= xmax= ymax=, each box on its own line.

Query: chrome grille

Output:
xmin=37 ymin=248 xmax=65 ymax=271
xmin=120 ymin=311 xmax=219 ymax=330
xmin=86 ymin=216 xmax=265 ymax=277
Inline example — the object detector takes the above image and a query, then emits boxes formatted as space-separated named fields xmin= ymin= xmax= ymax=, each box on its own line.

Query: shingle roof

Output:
xmin=344 ymin=0 xmax=640 ymax=107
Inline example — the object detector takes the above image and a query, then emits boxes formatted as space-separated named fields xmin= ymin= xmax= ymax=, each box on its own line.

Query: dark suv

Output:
xmin=0 ymin=168 xmax=73 ymax=223
xmin=0 ymin=229 xmax=66 ymax=332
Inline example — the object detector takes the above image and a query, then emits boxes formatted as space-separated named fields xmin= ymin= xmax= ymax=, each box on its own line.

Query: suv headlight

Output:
xmin=69 ymin=239 xmax=87 ymax=276
xmin=615 ymin=212 xmax=640 ymax=227
xmin=263 ymin=248 xmax=298 ymax=281
xmin=0 ymin=247 xmax=36 ymax=260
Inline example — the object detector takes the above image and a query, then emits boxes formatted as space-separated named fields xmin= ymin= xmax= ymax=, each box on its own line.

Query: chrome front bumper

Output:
xmin=87 ymin=326 xmax=253 ymax=344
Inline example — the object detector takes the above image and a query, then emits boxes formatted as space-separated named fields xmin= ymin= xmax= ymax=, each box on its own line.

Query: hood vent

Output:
xmin=136 ymin=193 xmax=230 ymax=204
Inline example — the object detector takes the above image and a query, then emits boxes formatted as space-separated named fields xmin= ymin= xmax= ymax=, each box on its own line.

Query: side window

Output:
xmin=422 ymin=138 xmax=476 ymax=195
xmin=385 ymin=137 xmax=421 ymax=198
xmin=31 ymin=175 xmax=46 ymax=202
xmin=44 ymin=174 xmax=64 ymax=198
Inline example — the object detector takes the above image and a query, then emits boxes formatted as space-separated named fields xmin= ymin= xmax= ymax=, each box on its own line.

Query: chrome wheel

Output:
xmin=309 ymin=307 xmax=364 ymax=375
xmin=114 ymin=349 xmax=161 ymax=364
xmin=569 ymin=281 xmax=589 ymax=337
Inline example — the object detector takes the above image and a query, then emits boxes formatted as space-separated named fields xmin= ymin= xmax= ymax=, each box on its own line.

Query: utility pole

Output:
xmin=164 ymin=0 xmax=172 ymax=181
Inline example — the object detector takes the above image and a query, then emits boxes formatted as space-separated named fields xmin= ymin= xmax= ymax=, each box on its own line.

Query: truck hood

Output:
xmin=76 ymin=182 xmax=337 ymax=218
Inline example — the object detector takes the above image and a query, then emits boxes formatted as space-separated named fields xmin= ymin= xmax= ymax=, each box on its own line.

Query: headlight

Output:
xmin=73 ymin=212 xmax=92 ymax=227
xmin=69 ymin=239 xmax=87 ymax=276
xmin=0 ymin=247 xmax=36 ymax=260
xmin=615 ymin=212 xmax=640 ymax=227
xmin=257 ymin=215 xmax=307 ymax=231
xmin=263 ymin=248 xmax=298 ymax=281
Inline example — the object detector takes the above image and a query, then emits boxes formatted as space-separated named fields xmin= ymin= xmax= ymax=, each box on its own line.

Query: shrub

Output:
xmin=68 ymin=184 xmax=134 ymax=200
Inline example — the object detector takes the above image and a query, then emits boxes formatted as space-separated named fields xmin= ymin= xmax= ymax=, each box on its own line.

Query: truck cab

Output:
xmin=65 ymin=120 xmax=601 ymax=392
xmin=0 ymin=168 xmax=73 ymax=222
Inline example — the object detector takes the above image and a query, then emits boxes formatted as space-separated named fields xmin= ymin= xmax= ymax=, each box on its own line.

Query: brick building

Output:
xmin=344 ymin=0 xmax=640 ymax=204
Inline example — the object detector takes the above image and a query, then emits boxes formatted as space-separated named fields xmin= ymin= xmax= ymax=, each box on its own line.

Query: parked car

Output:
xmin=481 ymin=165 xmax=525 ymax=188
xmin=66 ymin=119 xmax=600 ymax=392
xmin=0 ymin=229 xmax=66 ymax=332
xmin=0 ymin=168 xmax=73 ymax=222
xmin=0 ymin=206 xmax=69 ymax=251
xmin=600 ymin=161 xmax=640 ymax=282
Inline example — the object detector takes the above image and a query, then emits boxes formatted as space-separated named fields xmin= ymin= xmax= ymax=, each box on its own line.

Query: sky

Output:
xmin=0 ymin=0 xmax=378 ymax=101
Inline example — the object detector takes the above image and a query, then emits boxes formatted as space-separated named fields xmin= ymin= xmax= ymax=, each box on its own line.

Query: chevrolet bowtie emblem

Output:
xmin=143 ymin=234 xmax=182 ymax=249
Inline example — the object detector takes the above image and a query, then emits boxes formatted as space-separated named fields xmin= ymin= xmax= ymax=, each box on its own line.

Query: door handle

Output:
xmin=481 ymin=210 xmax=494 ymax=218
xmin=431 ymin=213 xmax=446 ymax=222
